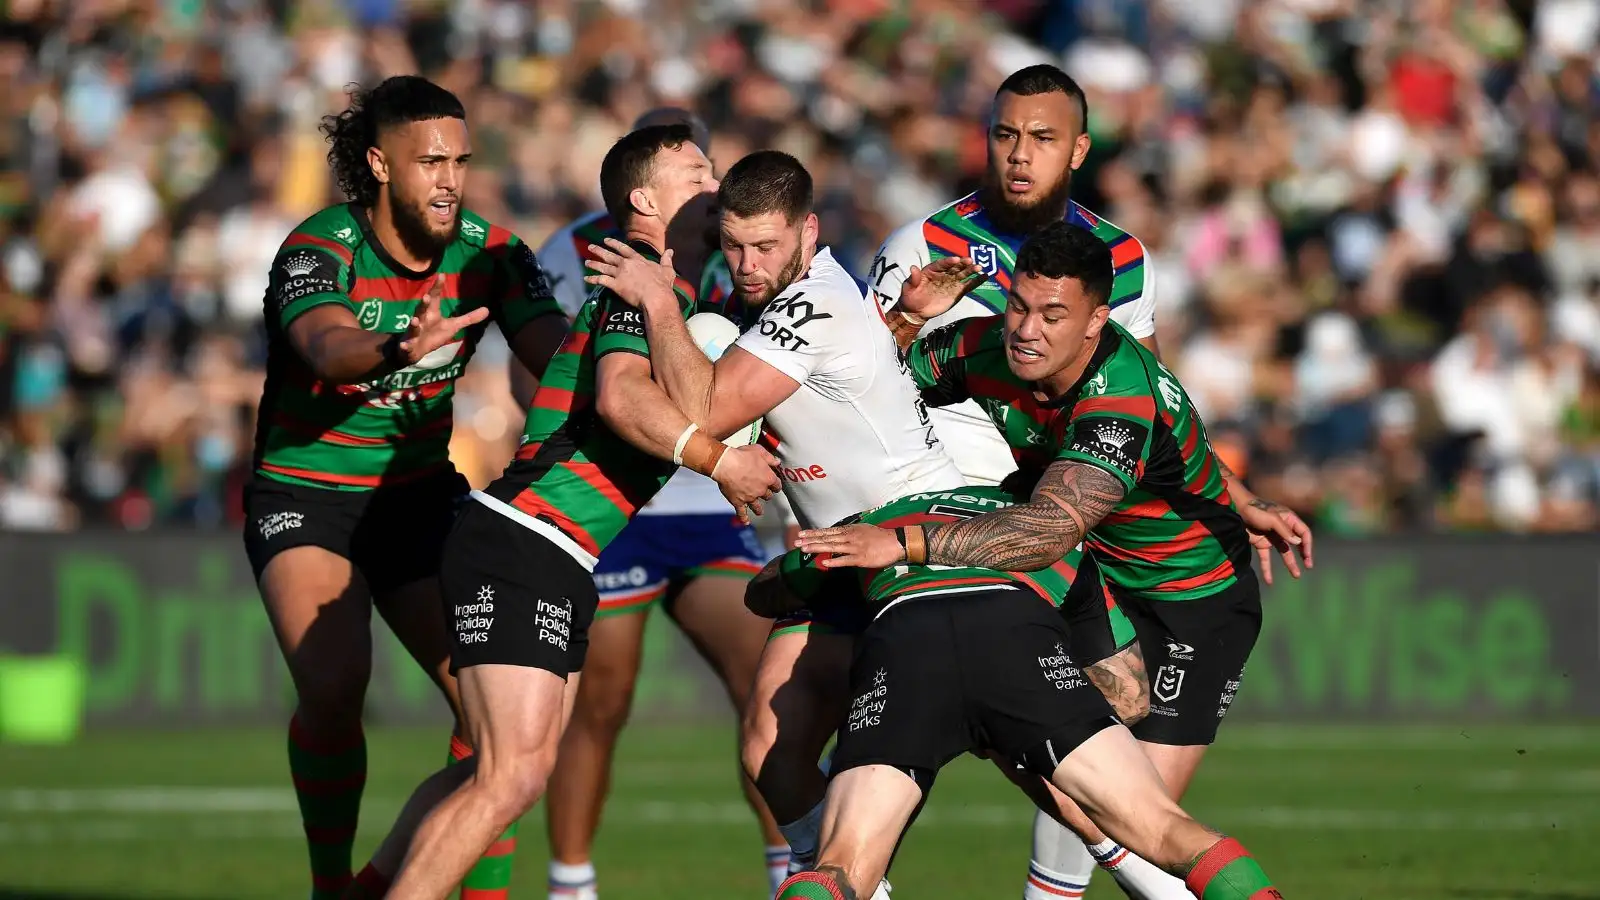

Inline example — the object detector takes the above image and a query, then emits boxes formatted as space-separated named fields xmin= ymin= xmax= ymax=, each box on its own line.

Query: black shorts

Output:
xmin=1087 ymin=570 xmax=1262 ymax=746
xmin=242 ymin=469 xmax=468 ymax=595
xmin=438 ymin=498 xmax=599 ymax=678
xmin=830 ymin=588 xmax=1119 ymax=783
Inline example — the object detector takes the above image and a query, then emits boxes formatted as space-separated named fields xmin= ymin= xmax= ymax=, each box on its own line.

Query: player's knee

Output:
xmin=291 ymin=660 xmax=371 ymax=725
xmin=739 ymin=717 xmax=775 ymax=784
xmin=475 ymin=745 xmax=558 ymax=821
xmin=572 ymin=672 xmax=637 ymax=737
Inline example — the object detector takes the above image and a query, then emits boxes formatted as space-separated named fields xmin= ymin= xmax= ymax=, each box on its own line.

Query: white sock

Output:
xmin=1026 ymin=810 xmax=1093 ymax=899
xmin=779 ymin=801 xmax=825 ymax=875
xmin=548 ymin=860 xmax=598 ymax=900
xmin=1088 ymin=838 xmax=1191 ymax=899
xmin=765 ymin=845 xmax=791 ymax=896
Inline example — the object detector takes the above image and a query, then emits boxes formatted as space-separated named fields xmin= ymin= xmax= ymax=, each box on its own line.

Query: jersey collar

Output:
xmin=351 ymin=203 xmax=446 ymax=281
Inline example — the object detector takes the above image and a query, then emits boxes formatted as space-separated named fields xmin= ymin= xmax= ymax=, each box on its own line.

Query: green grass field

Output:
xmin=0 ymin=722 xmax=1596 ymax=899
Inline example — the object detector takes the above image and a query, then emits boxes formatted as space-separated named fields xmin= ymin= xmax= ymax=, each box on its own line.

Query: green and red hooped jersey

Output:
xmin=254 ymin=203 xmax=561 ymax=491
xmin=480 ymin=239 xmax=762 ymax=566
xmin=774 ymin=486 xmax=1135 ymax=648
xmin=906 ymin=317 xmax=1250 ymax=601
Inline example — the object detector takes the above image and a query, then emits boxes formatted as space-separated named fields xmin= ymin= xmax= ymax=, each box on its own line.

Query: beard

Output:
xmin=978 ymin=170 xmax=1074 ymax=236
xmin=740 ymin=242 xmax=806 ymax=309
xmin=388 ymin=185 xmax=458 ymax=260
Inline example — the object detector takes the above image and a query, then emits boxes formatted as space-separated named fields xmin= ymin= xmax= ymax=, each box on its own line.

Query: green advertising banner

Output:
xmin=0 ymin=533 xmax=1595 ymax=726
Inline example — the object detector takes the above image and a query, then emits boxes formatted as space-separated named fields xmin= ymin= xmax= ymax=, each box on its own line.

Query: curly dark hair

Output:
xmin=1014 ymin=221 xmax=1114 ymax=306
xmin=320 ymin=76 xmax=466 ymax=207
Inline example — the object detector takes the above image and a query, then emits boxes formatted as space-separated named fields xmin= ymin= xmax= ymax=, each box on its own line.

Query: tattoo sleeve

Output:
xmin=1085 ymin=643 xmax=1150 ymax=725
xmin=921 ymin=460 xmax=1128 ymax=571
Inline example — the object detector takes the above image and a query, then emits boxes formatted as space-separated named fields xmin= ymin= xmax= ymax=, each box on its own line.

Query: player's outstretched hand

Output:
xmin=898 ymin=256 xmax=987 ymax=320
xmin=1239 ymin=498 xmax=1313 ymax=586
xmin=397 ymin=273 xmax=490 ymax=364
xmin=714 ymin=444 xmax=781 ymax=525
xmin=584 ymin=238 xmax=679 ymax=312
xmin=796 ymin=524 xmax=905 ymax=569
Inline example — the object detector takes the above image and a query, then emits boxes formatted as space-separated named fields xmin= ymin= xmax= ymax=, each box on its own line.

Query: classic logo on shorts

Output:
xmin=535 ymin=596 xmax=573 ymax=652
xmin=1154 ymin=664 xmax=1185 ymax=703
xmin=1038 ymin=642 xmax=1087 ymax=691
xmin=969 ymin=243 xmax=999 ymax=276
xmin=847 ymin=668 xmax=888 ymax=732
xmin=1165 ymin=640 xmax=1195 ymax=661
xmin=257 ymin=511 xmax=304 ymax=540
xmin=455 ymin=586 xmax=497 ymax=644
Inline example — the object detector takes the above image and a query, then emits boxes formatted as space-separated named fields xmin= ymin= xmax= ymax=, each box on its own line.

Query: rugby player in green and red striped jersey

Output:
xmin=528 ymin=109 xmax=790 ymax=900
xmin=341 ymin=123 xmax=783 ymax=900
xmin=801 ymin=222 xmax=1306 ymax=899
xmin=868 ymin=64 xmax=1312 ymax=900
xmin=241 ymin=76 xmax=568 ymax=900
xmin=750 ymin=487 xmax=1282 ymax=900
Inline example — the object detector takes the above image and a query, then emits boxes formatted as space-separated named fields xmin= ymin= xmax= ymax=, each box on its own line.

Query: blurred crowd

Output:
xmin=2 ymin=0 xmax=1598 ymax=535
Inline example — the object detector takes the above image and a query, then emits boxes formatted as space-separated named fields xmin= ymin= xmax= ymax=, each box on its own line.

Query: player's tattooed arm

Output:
xmin=919 ymin=460 xmax=1127 ymax=571
xmin=1085 ymin=643 xmax=1150 ymax=725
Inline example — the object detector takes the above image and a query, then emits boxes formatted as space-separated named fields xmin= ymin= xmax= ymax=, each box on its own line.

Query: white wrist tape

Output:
xmin=672 ymin=423 xmax=699 ymax=466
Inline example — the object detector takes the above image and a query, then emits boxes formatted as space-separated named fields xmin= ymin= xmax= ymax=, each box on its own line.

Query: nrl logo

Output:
xmin=281 ymin=251 xmax=320 ymax=278
xmin=1095 ymin=421 xmax=1135 ymax=451
xmin=969 ymin=243 xmax=999 ymax=276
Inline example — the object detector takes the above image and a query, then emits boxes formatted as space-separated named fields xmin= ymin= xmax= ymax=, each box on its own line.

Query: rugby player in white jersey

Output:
xmin=870 ymin=65 xmax=1312 ymax=900
xmin=584 ymin=149 xmax=965 ymax=900
xmin=521 ymin=108 xmax=791 ymax=900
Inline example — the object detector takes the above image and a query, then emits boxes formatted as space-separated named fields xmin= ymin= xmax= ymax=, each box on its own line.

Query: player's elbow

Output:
xmin=594 ymin=380 xmax=630 ymax=430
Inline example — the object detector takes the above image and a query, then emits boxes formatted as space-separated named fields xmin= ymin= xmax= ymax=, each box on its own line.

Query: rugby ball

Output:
xmin=686 ymin=312 xmax=763 ymax=448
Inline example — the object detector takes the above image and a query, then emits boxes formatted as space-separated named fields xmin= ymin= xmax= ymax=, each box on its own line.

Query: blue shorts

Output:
xmin=592 ymin=514 xmax=767 ymax=618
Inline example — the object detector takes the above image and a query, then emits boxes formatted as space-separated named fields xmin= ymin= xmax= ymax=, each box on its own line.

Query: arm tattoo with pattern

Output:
xmin=1085 ymin=643 xmax=1150 ymax=725
xmin=921 ymin=460 xmax=1128 ymax=571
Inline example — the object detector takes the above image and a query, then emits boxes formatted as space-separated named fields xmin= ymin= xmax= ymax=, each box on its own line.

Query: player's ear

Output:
xmin=629 ymin=187 xmax=656 ymax=221
xmin=368 ymin=146 xmax=390 ymax=185
xmin=1070 ymin=131 xmax=1092 ymax=171
xmin=801 ymin=211 xmax=819 ymax=248
xmin=1085 ymin=301 xmax=1111 ymax=338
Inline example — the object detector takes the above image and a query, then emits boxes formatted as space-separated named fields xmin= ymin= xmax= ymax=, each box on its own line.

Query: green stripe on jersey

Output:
xmin=906 ymin=318 xmax=1249 ymax=601
xmin=253 ymin=204 xmax=562 ymax=490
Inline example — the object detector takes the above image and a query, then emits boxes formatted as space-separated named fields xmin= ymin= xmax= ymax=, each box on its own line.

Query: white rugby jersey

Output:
xmin=537 ymin=212 xmax=733 ymax=518
xmin=733 ymin=247 xmax=965 ymax=529
xmin=869 ymin=194 xmax=1159 ymax=486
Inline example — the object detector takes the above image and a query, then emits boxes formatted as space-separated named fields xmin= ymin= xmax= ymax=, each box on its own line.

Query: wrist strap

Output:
xmin=898 ymin=525 xmax=927 ymax=565
xmin=672 ymin=423 xmax=699 ymax=466
xmin=899 ymin=308 xmax=925 ymax=327
xmin=681 ymin=430 xmax=727 ymax=478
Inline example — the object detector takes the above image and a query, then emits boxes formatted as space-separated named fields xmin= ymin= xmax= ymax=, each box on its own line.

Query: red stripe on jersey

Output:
xmin=967 ymin=372 xmax=1035 ymax=409
xmin=513 ymin=440 xmax=542 ymax=461
xmin=1108 ymin=236 xmax=1144 ymax=270
xmin=272 ymin=414 xmax=389 ymax=446
xmin=259 ymin=461 xmax=447 ymax=487
xmin=1156 ymin=558 xmax=1237 ymax=594
xmin=1101 ymin=496 xmax=1173 ymax=523
xmin=885 ymin=575 xmax=1013 ymax=597
xmin=1151 ymin=520 xmax=1211 ymax=558
xmin=758 ymin=424 xmax=782 ymax=453
xmin=566 ymin=460 xmax=640 ymax=520
xmin=285 ymin=232 xmax=353 ymax=264
xmin=510 ymin=491 xmax=601 ymax=558
xmin=532 ymin=386 xmax=577 ymax=412
xmin=1072 ymin=394 xmax=1157 ymax=420
xmin=350 ymin=271 xmax=495 ymax=303
xmin=922 ymin=221 xmax=971 ymax=261
xmin=485 ymin=224 xmax=512 ymax=251
xmin=958 ymin=316 xmax=999 ymax=355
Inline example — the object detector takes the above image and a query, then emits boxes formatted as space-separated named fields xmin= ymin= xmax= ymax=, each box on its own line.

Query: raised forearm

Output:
xmin=596 ymin=365 xmax=699 ymax=463
xmin=640 ymin=299 xmax=717 ymax=424
xmin=885 ymin=307 xmax=926 ymax=352
xmin=302 ymin=325 xmax=398 ymax=384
